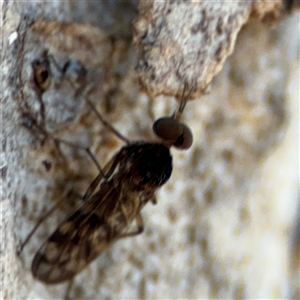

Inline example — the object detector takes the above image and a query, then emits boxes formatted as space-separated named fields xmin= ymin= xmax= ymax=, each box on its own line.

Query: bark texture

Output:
xmin=1 ymin=0 xmax=299 ymax=299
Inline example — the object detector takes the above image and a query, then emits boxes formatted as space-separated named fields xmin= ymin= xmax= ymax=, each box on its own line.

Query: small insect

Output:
xmin=24 ymin=57 xmax=194 ymax=284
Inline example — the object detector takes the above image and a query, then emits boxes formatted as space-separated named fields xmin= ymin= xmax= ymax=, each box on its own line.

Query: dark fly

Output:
xmin=27 ymin=57 xmax=194 ymax=284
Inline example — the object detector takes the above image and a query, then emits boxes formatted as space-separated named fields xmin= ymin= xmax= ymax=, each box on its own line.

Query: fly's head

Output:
xmin=152 ymin=85 xmax=194 ymax=150
xmin=152 ymin=117 xmax=193 ymax=150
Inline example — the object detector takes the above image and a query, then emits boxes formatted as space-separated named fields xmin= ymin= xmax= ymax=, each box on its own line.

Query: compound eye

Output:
xmin=173 ymin=123 xmax=193 ymax=150
xmin=153 ymin=117 xmax=183 ymax=142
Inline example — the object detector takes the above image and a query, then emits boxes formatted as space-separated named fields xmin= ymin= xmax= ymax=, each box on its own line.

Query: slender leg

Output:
xmin=19 ymin=127 xmax=104 ymax=254
xmin=18 ymin=194 xmax=74 ymax=254
xmin=22 ymin=110 xmax=105 ymax=176
xmin=82 ymin=148 xmax=126 ymax=200
xmin=86 ymin=99 xmax=130 ymax=144
xmin=49 ymin=137 xmax=105 ymax=177
xmin=64 ymin=278 xmax=75 ymax=300
xmin=118 ymin=213 xmax=144 ymax=239
xmin=19 ymin=113 xmax=128 ymax=252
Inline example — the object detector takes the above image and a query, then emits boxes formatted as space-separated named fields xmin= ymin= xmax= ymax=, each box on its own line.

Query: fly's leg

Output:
xmin=114 ymin=196 xmax=154 ymax=240
xmin=18 ymin=146 xmax=107 ymax=254
xmin=82 ymin=147 xmax=127 ymax=200
xmin=19 ymin=116 xmax=105 ymax=253
xmin=18 ymin=192 xmax=85 ymax=255
xmin=64 ymin=278 xmax=75 ymax=300
xmin=19 ymin=95 xmax=127 ymax=253
xmin=26 ymin=99 xmax=133 ymax=202
xmin=141 ymin=191 xmax=157 ymax=205
xmin=118 ymin=213 xmax=144 ymax=239
xmin=86 ymin=99 xmax=130 ymax=144
xmin=21 ymin=106 xmax=105 ymax=177
xmin=18 ymin=200 xmax=61 ymax=254
xmin=51 ymin=137 xmax=105 ymax=177
xmin=82 ymin=151 xmax=118 ymax=200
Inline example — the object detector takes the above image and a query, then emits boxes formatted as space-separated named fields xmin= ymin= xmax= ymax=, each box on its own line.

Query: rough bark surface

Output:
xmin=1 ymin=0 xmax=299 ymax=299
xmin=133 ymin=0 xmax=300 ymax=96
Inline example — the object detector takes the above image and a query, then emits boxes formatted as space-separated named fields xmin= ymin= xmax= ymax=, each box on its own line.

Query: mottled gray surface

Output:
xmin=1 ymin=1 xmax=299 ymax=299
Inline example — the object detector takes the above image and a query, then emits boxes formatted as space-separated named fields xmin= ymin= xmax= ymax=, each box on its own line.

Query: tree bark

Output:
xmin=1 ymin=1 xmax=299 ymax=299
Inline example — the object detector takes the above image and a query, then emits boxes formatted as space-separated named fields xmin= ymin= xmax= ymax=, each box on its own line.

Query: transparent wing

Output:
xmin=31 ymin=181 xmax=124 ymax=284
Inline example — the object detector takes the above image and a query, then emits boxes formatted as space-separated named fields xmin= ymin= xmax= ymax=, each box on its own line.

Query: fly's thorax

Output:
xmin=121 ymin=143 xmax=173 ymax=191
